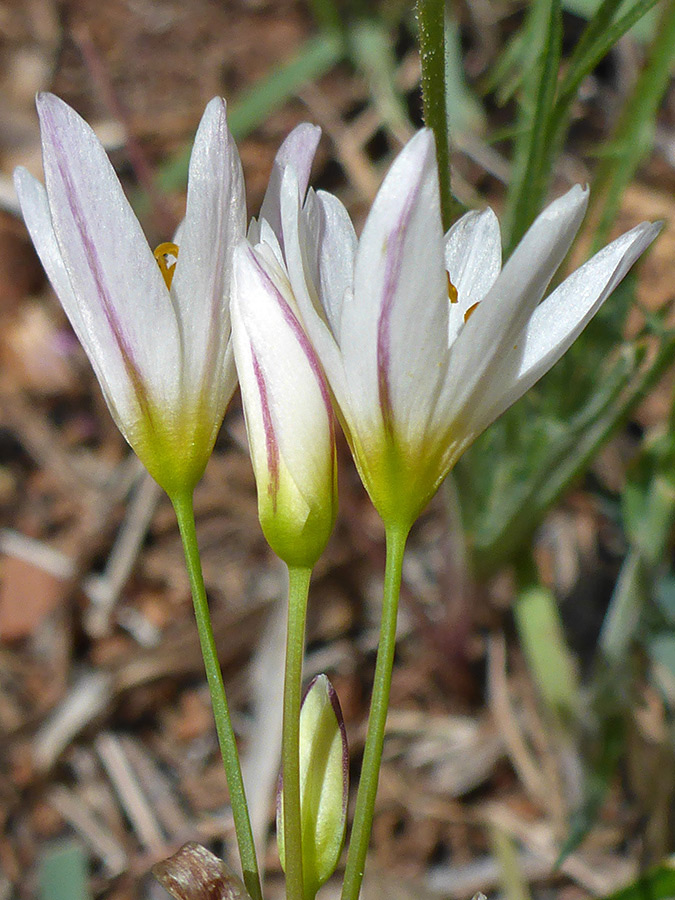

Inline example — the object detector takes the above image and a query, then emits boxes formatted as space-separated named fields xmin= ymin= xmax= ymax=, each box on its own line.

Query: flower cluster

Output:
xmin=17 ymin=94 xmax=659 ymax=549
xmin=243 ymin=126 xmax=659 ymax=535
xmin=16 ymin=92 xmax=662 ymax=900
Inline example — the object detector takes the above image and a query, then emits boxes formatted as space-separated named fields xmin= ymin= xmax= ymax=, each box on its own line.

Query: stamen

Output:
xmin=154 ymin=242 xmax=179 ymax=289
xmin=446 ymin=271 xmax=458 ymax=304
xmin=464 ymin=301 xmax=479 ymax=323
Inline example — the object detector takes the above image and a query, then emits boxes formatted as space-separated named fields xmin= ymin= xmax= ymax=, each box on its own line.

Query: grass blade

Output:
xmin=156 ymin=32 xmax=345 ymax=193
xmin=503 ymin=0 xmax=563 ymax=253
xmin=472 ymin=331 xmax=675 ymax=577
xmin=589 ymin=0 xmax=675 ymax=249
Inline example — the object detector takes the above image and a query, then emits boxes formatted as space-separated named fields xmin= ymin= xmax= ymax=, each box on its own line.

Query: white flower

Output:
xmin=231 ymin=125 xmax=336 ymax=568
xmin=274 ymin=129 xmax=660 ymax=531
xmin=15 ymin=93 xmax=245 ymax=497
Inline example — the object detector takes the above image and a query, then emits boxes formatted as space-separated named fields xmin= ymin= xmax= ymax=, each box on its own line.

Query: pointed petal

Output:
xmin=14 ymin=164 xmax=144 ymax=430
xmin=36 ymin=93 xmax=181 ymax=417
xmin=344 ymin=129 xmax=448 ymax=447
xmin=437 ymin=184 xmax=589 ymax=428
xmin=306 ymin=188 xmax=357 ymax=342
xmin=14 ymin=167 xmax=83 ymax=335
xmin=171 ymin=96 xmax=245 ymax=419
xmin=232 ymin=242 xmax=334 ymax=516
xmin=445 ymin=207 xmax=501 ymax=345
xmin=259 ymin=123 xmax=321 ymax=248
xmin=464 ymin=221 xmax=661 ymax=436
xmin=258 ymin=217 xmax=285 ymax=267
xmin=279 ymin=166 xmax=350 ymax=418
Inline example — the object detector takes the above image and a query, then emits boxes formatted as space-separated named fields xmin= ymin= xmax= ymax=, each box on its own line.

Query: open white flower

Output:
xmin=275 ymin=129 xmax=660 ymax=531
xmin=232 ymin=127 xmax=336 ymax=568
xmin=15 ymin=93 xmax=245 ymax=497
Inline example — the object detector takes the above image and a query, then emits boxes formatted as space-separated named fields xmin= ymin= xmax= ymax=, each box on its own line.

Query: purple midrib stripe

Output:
xmin=250 ymin=250 xmax=336 ymax=448
xmin=251 ymin=345 xmax=280 ymax=508
xmin=47 ymin=120 xmax=155 ymax=428
xmin=192 ymin=106 xmax=231 ymax=409
xmin=375 ymin=179 xmax=420 ymax=436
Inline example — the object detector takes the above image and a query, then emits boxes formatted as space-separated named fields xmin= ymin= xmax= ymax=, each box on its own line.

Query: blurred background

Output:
xmin=0 ymin=1 xmax=675 ymax=898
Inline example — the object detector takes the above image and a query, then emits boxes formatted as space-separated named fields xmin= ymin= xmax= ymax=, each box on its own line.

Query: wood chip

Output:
xmin=95 ymin=732 xmax=166 ymax=855
xmin=33 ymin=670 xmax=113 ymax=772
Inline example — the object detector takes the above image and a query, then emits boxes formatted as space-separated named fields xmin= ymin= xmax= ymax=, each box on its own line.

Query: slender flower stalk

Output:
xmin=282 ymin=565 xmax=313 ymax=900
xmin=173 ymin=492 xmax=262 ymax=900
xmin=16 ymin=94 xmax=262 ymax=895
xmin=341 ymin=525 xmax=408 ymax=900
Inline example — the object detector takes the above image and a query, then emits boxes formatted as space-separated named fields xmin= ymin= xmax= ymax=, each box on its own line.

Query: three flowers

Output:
xmin=15 ymin=93 xmax=660 ymax=554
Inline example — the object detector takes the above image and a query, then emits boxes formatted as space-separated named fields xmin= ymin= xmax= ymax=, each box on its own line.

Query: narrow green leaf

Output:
xmin=504 ymin=0 xmax=563 ymax=253
xmin=349 ymin=20 xmax=410 ymax=138
xmin=156 ymin=32 xmax=345 ymax=193
xmin=598 ymin=551 xmax=646 ymax=665
xmin=590 ymin=0 xmax=675 ymax=249
xmin=443 ymin=14 xmax=486 ymax=136
xmin=563 ymin=0 xmax=626 ymax=72
xmin=563 ymin=0 xmax=664 ymax=85
xmin=503 ymin=0 xmax=662 ymax=247
xmin=556 ymin=0 xmax=663 ymax=120
xmin=471 ymin=331 xmax=675 ymax=577
xmin=538 ymin=0 xmax=626 ymax=177
xmin=624 ymin=473 xmax=675 ymax=566
xmin=561 ymin=0 xmax=660 ymax=42
xmin=514 ymin=586 xmax=580 ymax=720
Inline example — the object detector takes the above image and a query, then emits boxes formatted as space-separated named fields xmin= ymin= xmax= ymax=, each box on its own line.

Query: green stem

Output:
xmin=282 ymin=565 xmax=313 ymax=900
xmin=416 ymin=0 xmax=456 ymax=230
xmin=341 ymin=525 xmax=409 ymax=900
xmin=171 ymin=491 xmax=262 ymax=900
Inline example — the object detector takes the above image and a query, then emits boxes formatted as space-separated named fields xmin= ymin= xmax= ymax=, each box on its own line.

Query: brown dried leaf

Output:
xmin=152 ymin=843 xmax=252 ymax=900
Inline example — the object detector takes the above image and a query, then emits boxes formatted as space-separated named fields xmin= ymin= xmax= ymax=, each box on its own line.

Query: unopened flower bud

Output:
xmin=277 ymin=674 xmax=348 ymax=895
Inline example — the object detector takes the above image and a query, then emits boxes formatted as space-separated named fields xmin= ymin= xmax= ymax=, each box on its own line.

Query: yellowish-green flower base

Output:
xmin=350 ymin=430 xmax=449 ymax=534
xmin=258 ymin=460 xmax=337 ymax=569
xmin=125 ymin=398 xmax=221 ymax=497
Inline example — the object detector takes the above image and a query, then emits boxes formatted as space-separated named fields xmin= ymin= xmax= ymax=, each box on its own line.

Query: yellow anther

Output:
xmin=154 ymin=242 xmax=179 ymax=289
xmin=446 ymin=271 xmax=458 ymax=304
xmin=464 ymin=301 xmax=480 ymax=323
